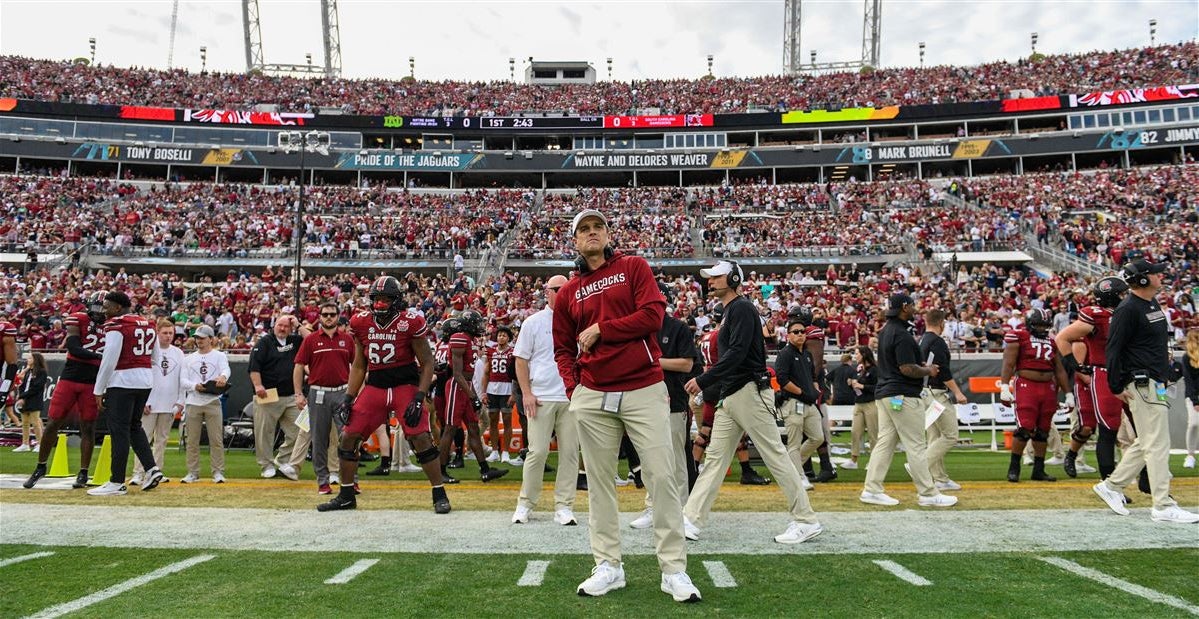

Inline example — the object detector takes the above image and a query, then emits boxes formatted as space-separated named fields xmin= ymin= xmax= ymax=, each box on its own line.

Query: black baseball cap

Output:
xmin=1125 ymin=258 xmax=1167 ymax=275
xmin=884 ymin=293 xmax=915 ymax=317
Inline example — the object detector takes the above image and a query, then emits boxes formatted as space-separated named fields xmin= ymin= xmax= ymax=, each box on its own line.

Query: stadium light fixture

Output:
xmin=306 ymin=53 xmax=313 ymax=67
xmin=1030 ymin=32 xmax=1038 ymax=55
xmin=607 ymin=57 xmax=613 ymax=80
xmin=200 ymin=46 xmax=207 ymax=72
xmin=810 ymin=50 xmax=817 ymax=67
xmin=89 ymin=37 xmax=96 ymax=64
xmin=1149 ymin=19 xmax=1157 ymax=45
xmin=277 ymin=130 xmax=331 ymax=310
xmin=509 ymin=57 xmax=516 ymax=81
xmin=707 ymin=54 xmax=714 ymax=76
xmin=919 ymin=42 xmax=925 ymax=68
xmin=409 ymin=56 xmax=415 ymax=79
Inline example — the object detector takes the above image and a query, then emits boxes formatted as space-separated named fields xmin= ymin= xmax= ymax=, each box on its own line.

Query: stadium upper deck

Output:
xmin=2 ymin=43 xmax=1196 ymax=115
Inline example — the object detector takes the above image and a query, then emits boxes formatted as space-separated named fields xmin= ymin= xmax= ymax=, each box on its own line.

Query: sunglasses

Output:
xmin=789 ymin=329 xmax=804 ymax=335
xmin=320 ymin=313 xmax=338 ymax=317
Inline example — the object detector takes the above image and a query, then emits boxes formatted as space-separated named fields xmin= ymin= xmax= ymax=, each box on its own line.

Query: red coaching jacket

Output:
xmin=552 ymin=251 xmax=665 ymax=394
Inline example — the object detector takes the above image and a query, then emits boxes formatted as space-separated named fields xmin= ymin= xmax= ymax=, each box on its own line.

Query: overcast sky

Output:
xmin=1 ymin=0 xmax=1196 ymax=82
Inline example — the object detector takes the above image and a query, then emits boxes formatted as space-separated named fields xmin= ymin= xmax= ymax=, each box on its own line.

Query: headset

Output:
xmin=575 ymin=246 xmax=615 ymax=274
xmin=725 ymin=260 xmax=743 ymax=288
xmin=1121 ymin=262 xmax=1150 ymax=288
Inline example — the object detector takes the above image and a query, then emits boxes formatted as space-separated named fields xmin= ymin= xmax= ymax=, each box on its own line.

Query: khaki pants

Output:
xmin=864 ymin=395 xmax=936 ymax=497
xmin=851 ymin=401 xmax=879 ymax=458
xmin=783 ymin=400 xmax=824 ymax=469
xmin=1103 ymin=381 xmax=1178 ymax=510
xmin=517 ymin=400 xmax=579 ymax=512
xmin=254 ymin=397 xmax=300 ymax=472
xmin=645 ymin=410 xmax=690 ymax=509
xmin=925 ymin=390 xmax=959 ymax=484
xmin=572 ymin=382 xmax=686 ymax=574
xmin=185 ymin=401 xmax=225 ymax=477
xmin=134 ymin=412 xmax=173 ymax=476
xmin=686 ymin=382 xmax=817 ymax=529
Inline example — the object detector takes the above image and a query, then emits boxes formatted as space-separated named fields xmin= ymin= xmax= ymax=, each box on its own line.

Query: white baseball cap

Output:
xmin=571 ymin=209 xmax=607 ymax=233
xmin=700 ymin=260 xmax=743 ymax=281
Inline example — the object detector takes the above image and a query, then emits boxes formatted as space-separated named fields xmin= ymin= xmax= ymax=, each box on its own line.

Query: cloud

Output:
xmin=559 ymin=6 xmax=582 ymax=35
xmin=107 ymin=23 xmax=159 ymax=46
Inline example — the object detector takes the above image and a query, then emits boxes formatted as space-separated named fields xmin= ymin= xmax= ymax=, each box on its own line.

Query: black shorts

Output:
xmin=487 ymin=394 xmax=510 ymax=412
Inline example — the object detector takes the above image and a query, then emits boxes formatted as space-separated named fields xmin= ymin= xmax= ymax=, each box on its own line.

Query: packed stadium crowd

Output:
xmin=0 ymin=176 xmax=530 ymax=259
xmin=2 ymin=42 xmax=1196 ymax=115
xmin=8 ymin=163 xmax=1197 ymax=266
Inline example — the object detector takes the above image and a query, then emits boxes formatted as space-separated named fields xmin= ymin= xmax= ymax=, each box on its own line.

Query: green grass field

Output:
xmin=2 ymin=545 xmax=1196 ymax=617
xmin=3 ymin=428 xmax=1197 ymax=618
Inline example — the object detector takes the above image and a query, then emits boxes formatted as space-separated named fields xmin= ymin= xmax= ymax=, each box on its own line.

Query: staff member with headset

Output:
xmin=552 ymin=208 xmax=700 ymax=603
xmin=1093 ymin=259 xmax=1199 ymax=523
xmin=683 ymin=260 xmax=822 ymax=545
xmin=859 ymin=293 xmax=957 ymax=508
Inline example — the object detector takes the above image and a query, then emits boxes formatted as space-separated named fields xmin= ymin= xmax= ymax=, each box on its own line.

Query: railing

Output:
xmin=1020 ymin=230 xmax=1108 ymax=279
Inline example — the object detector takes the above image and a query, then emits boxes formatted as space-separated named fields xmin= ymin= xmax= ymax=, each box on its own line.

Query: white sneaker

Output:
xmin=87 ymin=481 xmax=127 ymax=496
xmin=262 ymin=466 xmax=277 ymax=479
xmin=1045 ymin=456 xmax=1065 ymax=466
xmin=660 ymin=571 xmax=701 ymax=603
xmin=614 ymin=474 xmax=631 ymax=487
xmin=278 ymin=464 xmax=299 ymax=481
xmin=917 ymin=493 xmax=959 ymax=507
xmin=840 ymin=460 xmax=858 ymax=470
xmin=903 ymin=462 xmax=912 ymax=478
xmin=1093 ymin=481 xmax=1131 ymax=516
xmin=213 ymin=473 xmax=226 ymax=484
xmin=397 ymin=462 xmax=423 ymax=473
xmin=329 ymin=473 xmax=340 ymax=485
xmin=501 ymin=452 xmax=511 ymax=463
xmin=774 ymin=521 xmax=823 ymax=544
xmin=181 ymin=473 xmax=199 ymax=483
xmin=1150 ymin=505 xmax=1199 ymax=524
xmin=629 ymin=508 xmax=654 ymax=530
xmin=1076 ymin=463 xmax=1097 ymax=474
xmin=129 ymin=473 xmax=143 ymax=486
xmin=466 ymin=452 xmax=477 ymax=461
xmin=935 ymin=480 xmax=962 ymax=491
xmin=829 ymin=445 xmax=850 ymax=455
xmin=860 ymin=491 xmax=900 ymax=506
xmin=1022 ymin=455 xmax=1034 ymax=466
xmin=802 ymin=476 xmax=814 ymax=490
xmin=508 ymin=456 xmax=524 ymax=466
xmin=13 ymin=444 xmax=30 ymax=452
xmin=1184 ymin=455 xmax=1196 ymax=469
xmin=512 ymin=504 xmax=531 ymax=524
xmin=577 ymin=562 xmax=626 ymax=597
xmin=485 ymin=451 xmax=500 ymax=463
xmin=554 ymin=508 xmax=578 ymax=526
xmin=683 ymin=516 xmax=700 ymax=541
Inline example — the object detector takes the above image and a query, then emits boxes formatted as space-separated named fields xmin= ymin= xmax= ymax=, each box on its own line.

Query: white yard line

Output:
xmin=872 ymin=560 xmax=932 ymax=586
xmin=1039 ymin=556 xmax=1199 ymax=616
xmin=25 ymin=554 xmax=215 ymax=619
xmin=324 ymin=558 xmax=380 ymax=585
xmin=702 ymin=560 xmax=737 ymax=588
xmin=3 ymin=504 xmax=1197 ymax=556
xmin=0 ymin=552 xmax=55 ymax=568
xmin=517 ymin=560 xmax=550 ymax=586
